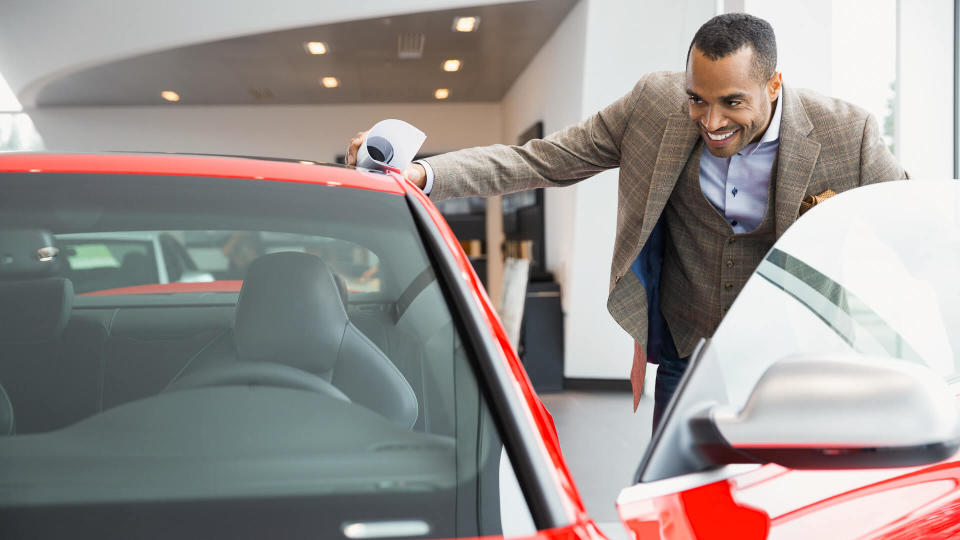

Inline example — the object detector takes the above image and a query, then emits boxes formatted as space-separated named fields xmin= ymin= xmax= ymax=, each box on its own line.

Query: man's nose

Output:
xmin=701 ymin=108 xmax=727 ymax=132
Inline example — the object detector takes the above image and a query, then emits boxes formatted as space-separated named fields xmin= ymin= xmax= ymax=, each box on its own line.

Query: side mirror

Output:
xmin=693 ymin=355 xmax=960 ymax=469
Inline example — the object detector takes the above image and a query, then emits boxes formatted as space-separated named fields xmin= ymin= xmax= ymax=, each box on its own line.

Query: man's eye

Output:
xmin=728 ymin=100 xmax=742 ymax=107
xmin=688 ymin=97 xmax=703 ymax=104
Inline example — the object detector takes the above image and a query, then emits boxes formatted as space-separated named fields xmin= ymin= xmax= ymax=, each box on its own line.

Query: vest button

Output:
xmin=726 ymin=259 xmax=734 ymax=268
xmin=728 ymin=237 xmax=736 ymax=244
xmin=724 ymin=282 xmax=734 ymax=290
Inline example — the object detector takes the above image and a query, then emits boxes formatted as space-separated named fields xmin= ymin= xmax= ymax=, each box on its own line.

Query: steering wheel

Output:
xmin=166 ymin=361 xmax=350 ymax=402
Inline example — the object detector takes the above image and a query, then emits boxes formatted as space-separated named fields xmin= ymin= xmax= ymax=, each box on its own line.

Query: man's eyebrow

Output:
xmin=685 ymin=89 xmax=700 ymax=98
xmin=720 ymin=92 xmax=748 ymax=101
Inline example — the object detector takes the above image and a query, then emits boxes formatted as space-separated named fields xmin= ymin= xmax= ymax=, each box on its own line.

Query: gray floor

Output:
xmin=538 ymin=385 xmax=655 ymax=540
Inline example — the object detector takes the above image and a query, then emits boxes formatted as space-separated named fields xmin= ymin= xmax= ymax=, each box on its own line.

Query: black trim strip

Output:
xmin=405 ymin=195 xmax=567 ymax=530
xmin=394 ymin=267 xmax=434 ymax=322
xmin=761 ymin=248 xmax=921 ymax=361
xmin=563 ymin=378 xmax=631 ymax=392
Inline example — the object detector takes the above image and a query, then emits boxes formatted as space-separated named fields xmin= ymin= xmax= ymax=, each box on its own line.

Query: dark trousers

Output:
xmin=651 ymin=325 xmax=690 ymax=431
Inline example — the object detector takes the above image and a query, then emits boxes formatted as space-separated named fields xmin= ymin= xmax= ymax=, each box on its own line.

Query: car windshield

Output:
xmin=640 ymin=180 xmax=960 ymax=482
xmin=0 ymin=171 xmax=536 ymax=539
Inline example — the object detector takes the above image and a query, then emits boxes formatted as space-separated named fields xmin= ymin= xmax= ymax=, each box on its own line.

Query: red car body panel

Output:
xmin=78 ymin=281 xmax=244 ymax=296
xmin=403 ymin=178 xmax=598 ymax=534
xmin=0 ymin=153 xmax=404 ymax=194
xmin=618 ymin=443 xmax=960 ymax=539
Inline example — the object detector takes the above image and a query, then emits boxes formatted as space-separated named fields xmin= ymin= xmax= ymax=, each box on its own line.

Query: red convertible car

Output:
xmin=0 ymin=154 xmax=958 ymax=540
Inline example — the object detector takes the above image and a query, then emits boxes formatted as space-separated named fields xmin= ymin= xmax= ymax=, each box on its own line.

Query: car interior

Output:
xmin=0 ymin=172 xmax=533 ymax=539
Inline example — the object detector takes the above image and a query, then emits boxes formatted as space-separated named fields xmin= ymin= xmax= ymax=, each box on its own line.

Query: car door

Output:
xmin=615 ymin=180 xmax=960 ymax=540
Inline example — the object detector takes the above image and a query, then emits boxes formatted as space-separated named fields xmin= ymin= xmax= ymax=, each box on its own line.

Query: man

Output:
xmin=346 ymin=13 xmax=905 ymax=427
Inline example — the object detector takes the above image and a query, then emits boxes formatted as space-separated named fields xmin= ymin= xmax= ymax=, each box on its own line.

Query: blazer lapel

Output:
xmin=774 ymin=85 xmax=821 ymax=237
xmin=638 ymin=113 xmax=700 ymax=247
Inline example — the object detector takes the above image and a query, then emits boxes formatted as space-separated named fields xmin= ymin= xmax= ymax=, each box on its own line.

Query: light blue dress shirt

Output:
xmin=698 ymin=94 xmax=783 ymax=233
xmin=631 ymin=94 xmax=782 ymax=363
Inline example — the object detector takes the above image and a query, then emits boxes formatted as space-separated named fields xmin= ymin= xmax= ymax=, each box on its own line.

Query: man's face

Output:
xmin=685 ymin=45 xmax=781 ymax=158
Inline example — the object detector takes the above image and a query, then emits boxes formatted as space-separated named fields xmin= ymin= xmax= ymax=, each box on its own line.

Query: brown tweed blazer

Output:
xmin=424 ymin=70 xmax=906 ymax=404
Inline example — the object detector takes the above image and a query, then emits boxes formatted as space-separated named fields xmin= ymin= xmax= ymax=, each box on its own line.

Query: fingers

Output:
xmin=404 ymin=162 xmax=427 ymax=190
xmin=346 ymin=130 xmax=367 ymax=166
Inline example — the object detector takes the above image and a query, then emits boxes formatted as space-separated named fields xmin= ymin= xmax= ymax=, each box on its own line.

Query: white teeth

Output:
xmin=707 ymin=130 xmax=735 ymax=141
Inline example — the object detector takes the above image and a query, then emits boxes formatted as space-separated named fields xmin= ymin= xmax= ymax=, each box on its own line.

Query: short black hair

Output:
xmin=687 ymin=13 xmax=777 ymax=83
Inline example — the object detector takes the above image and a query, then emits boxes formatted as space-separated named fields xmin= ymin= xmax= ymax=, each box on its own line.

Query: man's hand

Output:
xmin=345 ymin=130 xmax=368 ymax=167
xmin=346 ymin=130 xmax=427 ymax=190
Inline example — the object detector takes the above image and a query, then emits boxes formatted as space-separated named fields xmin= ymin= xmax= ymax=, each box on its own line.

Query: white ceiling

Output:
xmin=0 ymin=0 xmax=577 ymax=107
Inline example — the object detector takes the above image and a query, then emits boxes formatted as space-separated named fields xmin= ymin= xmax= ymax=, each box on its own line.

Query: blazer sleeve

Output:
xmin=425 ymin=78 xmax=647 ymax=201
xmin=859 ymin=113 xmax=908 ymax=184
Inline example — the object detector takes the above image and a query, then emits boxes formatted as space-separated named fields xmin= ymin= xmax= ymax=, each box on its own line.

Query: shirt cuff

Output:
xmin=414 ymin=159 xmax=434 ymax=195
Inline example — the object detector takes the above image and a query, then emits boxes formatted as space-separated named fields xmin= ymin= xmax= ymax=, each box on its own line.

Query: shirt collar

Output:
xmin=736 ymin=92 xmax=781 ymax=157
xmin=758 ymin=92 xmax=782 ymax=145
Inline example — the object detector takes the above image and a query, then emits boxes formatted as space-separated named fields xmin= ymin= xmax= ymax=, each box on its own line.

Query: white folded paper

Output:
xmin=356 ymin=119 xmax=426 ymax=172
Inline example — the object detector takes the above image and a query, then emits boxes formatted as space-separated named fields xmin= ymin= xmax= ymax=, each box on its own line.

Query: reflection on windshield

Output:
xmin=759 ymin=248 xmax=923 ymax=366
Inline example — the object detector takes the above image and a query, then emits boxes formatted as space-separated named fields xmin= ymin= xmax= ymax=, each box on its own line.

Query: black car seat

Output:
xmin=0 ymin=230 xmax=83 ymax=433
xmin=176 ymin=252 xmax=418 ymax=429
xmin=119 ymin=251 xmax=156 ymax=287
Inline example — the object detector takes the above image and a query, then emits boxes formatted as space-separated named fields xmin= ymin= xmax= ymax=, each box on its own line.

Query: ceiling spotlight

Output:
xmin=434 ymin=88 xmax=450 ymax=100
xmin=305 ymin=41 xmax=328 ymax=55
xmin=161 ymin=91 xmax=180 ymax=102
xmin=442 ymin=59 xmax=462 ymax=72
xmin=321 ymin=77 xmax=339 ymax=88
xmin=453 ymin=16 xmax=479 ymax=32
xmin=299 ymin=160 xmax=315 ymax=165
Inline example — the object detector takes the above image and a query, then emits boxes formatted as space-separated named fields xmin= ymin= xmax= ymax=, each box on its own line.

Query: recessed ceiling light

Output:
xmin=453 ymin=16 xmax=479 ymax=32
xmin=321 ymin=77 xmax=339 ymax=88
xmin=299 ymin=160 xmax=315 ymax=165
xmin=305 ymin=41 xmax=328 ymax=55
xmin=442 ymin=59 xmax=462 ymax=72
xmin=161 ymin=90 xmax=180 ymax=102
xmin=434 ymin=88 xmax=450 ymax=100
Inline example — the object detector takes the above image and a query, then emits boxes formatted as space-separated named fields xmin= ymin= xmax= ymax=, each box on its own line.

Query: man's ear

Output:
xmin=767 ymin=72 xmax=782 ymax=101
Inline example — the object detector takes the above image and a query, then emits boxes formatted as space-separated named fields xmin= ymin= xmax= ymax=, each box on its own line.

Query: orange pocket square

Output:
xmin=799 ymin=189 xmax=837 ymax=216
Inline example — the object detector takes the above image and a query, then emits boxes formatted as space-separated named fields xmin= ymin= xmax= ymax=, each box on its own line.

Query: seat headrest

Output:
xmin=0 ymin=229 xmax=63 ymax=279
xmin=0 ymin=277 xmax=74 ymax=343
xmin=234 ymin=252 xmax=347 ymax=373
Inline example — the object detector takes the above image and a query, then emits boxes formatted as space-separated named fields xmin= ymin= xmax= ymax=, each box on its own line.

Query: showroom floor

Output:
xmin=539 ymin=383 xmax=656 ymax=540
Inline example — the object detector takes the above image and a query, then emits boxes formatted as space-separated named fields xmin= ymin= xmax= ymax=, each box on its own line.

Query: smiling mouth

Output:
xmin=704 ymin=129 xmax=737 ymax=141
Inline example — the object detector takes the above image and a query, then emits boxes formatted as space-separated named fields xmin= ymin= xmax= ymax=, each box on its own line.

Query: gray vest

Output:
xmin=659 ymin=142 xmax=778 ymax=357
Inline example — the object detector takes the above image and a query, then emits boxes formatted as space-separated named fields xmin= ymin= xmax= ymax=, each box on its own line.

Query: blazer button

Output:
xmin=616 ymin=274 xmax=622 ymax=283
xmin=728 ymin=237 xmax=736 ymax=244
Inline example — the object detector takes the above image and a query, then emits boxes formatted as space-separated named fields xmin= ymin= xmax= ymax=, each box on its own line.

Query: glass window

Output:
xmin=52 ymin=230 xmax=383 ymax=296
xmin=0 ymin=172 xmax=536 ymax=539
xmin=57 ymin=236 xmax=160 ymax=293
xmin=830 ymin=0 xmax=898 ymax=156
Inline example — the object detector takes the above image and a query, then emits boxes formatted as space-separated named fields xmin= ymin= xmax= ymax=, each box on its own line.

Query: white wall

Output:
xmin=898 ymin=0 xmax=954 ymax=179
xmin=559 ymin=0 xmax=714 ymax=380
xmin=27 ymin=102 xmax=502 ymax=161
xmin=500 ymin=0 xmax=587 ymax=308
xmin=741 ymin=0 xmax=834 ymax=93
xmin=498 ymin=0 xmax=714 ymax=380
xmin=741 ymin=0 xmax=955 ymax=179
